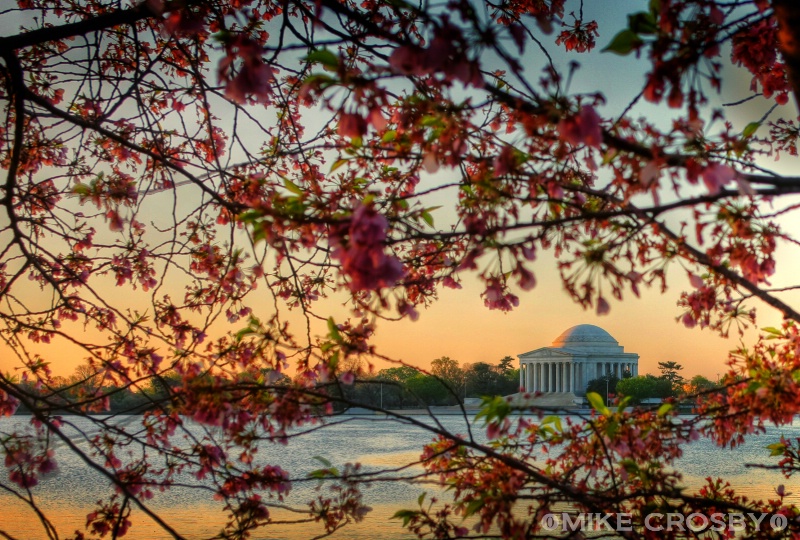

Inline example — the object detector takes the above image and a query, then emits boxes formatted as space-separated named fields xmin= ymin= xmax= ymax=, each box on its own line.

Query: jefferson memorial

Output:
xmin=518 ymin=325 xmax=638 ymax=396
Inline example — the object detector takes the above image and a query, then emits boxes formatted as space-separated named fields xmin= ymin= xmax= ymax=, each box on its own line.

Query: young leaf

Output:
xmin=305 ymin=48 xmax=339 ymax=69
xmin=283 ymin=178 xmax=304 ymax=196
xmin=603 ymin=29 xmax=642 ymax=55
xmin=587 ymin=391 xmax=610 ymax=415
xmin=743 ymin=122 xmax=760 ymax=138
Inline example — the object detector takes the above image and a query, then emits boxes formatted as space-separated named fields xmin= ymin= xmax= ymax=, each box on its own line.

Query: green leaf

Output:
xmin=301 ymin=73 xmax=335 ymax=87
xmin=616 ymin=396 xmax=631 ymax=412
xmin=767 ymin=442 xmax=786 ymax=457
xmin=463 ymin=499 xmax=485 ymax=517
xmin=305 ymin=48 xmax=339 ymax=69
xmin=283 ymin=178 xmax=304 ymax=196
xmin=313 ymin=455 xmax=332 ymax=467
xmin=72 ymin=183 xmax=90 ymax=196
xmin=743 ymin=122 xmax=760 ymax=138
xmin=657 ymin=403 xmax=673 ymax=416
xmin=329 ymin=351 xmax=339 ymax=371
xmin=330 ymin=158 xmax=348 ymax=173
xmin=391 ymin=509 xmax=419 ymax=526
xmin=586 ymin=391 xmax=610 ymax=415
xmin=420 ymin=115 xmax=440 ymax=127
xmin=236 ymin=209 xmax=261 ymax=223
xmin=421 ymin=205 xmax=440 ymax=224
xmin=649 ymin=0 xmax=661 ymax=15
xmin=308 ymin=456 xmax=338 ymax=480
xmin=601 ymin=149 xmax=619 ymax=165
xmin=211 ymin=29 xmax=232 ymax=43
xmin=327 ymin=317 xmax=342 ymax=343
xmin=308 ymin=468 xmax=329 ymax=479
xmin=628 ymin=12 xmax=657 ymax=34
xmin=542 ymin=415 xmax=563 ymax=432
xmin=605 ymin=419 xmax=619 ymax=438
xmin=475 ymin=395 xmax=512 ymax=424
xmin=381 ymin=130 xmax=397 ymax=143
xmin=603 ymin=29 xmax=643 ymax=55
xmin=762 ymin=326 xmax=782 ymax=335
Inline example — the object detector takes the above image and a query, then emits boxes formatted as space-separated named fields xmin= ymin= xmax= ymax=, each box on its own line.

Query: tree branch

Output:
xmin=0 ymin=4 xmax=156 ymax=53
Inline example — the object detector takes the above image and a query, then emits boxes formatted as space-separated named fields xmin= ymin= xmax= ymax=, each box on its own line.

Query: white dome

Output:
xmin=551 ymin=324 xmax=619 ymax=348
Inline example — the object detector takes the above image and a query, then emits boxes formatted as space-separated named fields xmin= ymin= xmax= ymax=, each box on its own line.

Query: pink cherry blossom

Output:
xmin=557 ymin=105 xmax=603 ymax=148
xmin=516 ymin=265 xmax=537 ymax=291
xmin=701 ymin=162 xmax=736 ymax=194
xmin=218 ymin=37 xmax=274 ymax=105
xmin=482 ymin=280 xmax=520 ymax=311
xmin=596 ymin=296 xmax=610 ymax=315
xmin=388 ymin=45 xmax=427 ymax=76
xmin=330 ymin=204 xmax=405 ymax=291
xmin=338 ymin=112 xmax=368 ymax=139
xmin=422 ymin=151 xmax=439 ymax=173
xmin=224 ymin=59 xmax=274 ymax=105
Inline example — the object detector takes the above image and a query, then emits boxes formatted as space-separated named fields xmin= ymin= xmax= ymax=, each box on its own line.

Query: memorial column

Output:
xmin=560 ymin=363 xmax=565 ymax=392
xmin=526 ymin=363 xmax=533 ymax=392
xmin=570 ymin=363 xmax=575 ymax=393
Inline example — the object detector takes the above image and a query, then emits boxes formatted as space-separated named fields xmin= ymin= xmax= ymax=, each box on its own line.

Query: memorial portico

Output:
xmin=518 ymin=325 xmax=638 ymax=395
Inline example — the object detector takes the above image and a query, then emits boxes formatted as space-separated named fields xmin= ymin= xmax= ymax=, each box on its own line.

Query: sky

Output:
xmin=368 ymin=253 xmax=779 ymax=381
xmin=3 ymin=1 xmax=800 ymax=384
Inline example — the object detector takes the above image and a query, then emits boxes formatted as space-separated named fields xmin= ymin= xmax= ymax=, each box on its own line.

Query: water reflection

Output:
xmin=1 ymin=414 xmax=797 ymax=539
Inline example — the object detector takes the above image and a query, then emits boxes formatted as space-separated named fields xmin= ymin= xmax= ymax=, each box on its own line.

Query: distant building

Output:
xmin=518 ymin=325 xmax=639 ymax=396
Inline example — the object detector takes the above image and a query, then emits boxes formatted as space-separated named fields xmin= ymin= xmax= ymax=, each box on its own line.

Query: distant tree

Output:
xmin=658 ymin=361 xmax=686 ymax=392
xmin=143 ymin=370 xmax=183 ymax=398
xmin=464 ymin=362 xmax=519 ymax=398
xmin=377 ymin=366 xmax=420 ymax=384
xmin=374 ymin=366 xmax=422 ymax=408
xmin=616 ymin=376 xmax=675 ymax=405
xmin=585 ymin=375 xmax=620 ymax=406
xmin=406 ymin=375 xmax=448 ymax=406
xmin=506 ymin=368 xmax=521 ymax=393
xmin=67 ymin=362 xmax=102 ymax=393
xmin=430 ymin=357 xmax=464 ymax=403
xmin=338 ymin=377 xmax=382 ymax=410
xmin=686 ymin=375 xmax=721 ymax=397
xmin=465 ymin=362 xmax=499 ymax=397
xmin=498 ymin=356 xmax=516 ymax=374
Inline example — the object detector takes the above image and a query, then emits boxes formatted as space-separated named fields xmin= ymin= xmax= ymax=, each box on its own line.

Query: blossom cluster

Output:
xmin=329 ymin=204 xmax=405 ymax=292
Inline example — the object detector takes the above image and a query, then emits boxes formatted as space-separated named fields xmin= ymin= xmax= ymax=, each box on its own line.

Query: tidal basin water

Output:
xmin=1 ymin=413 xmax=798 ymax=539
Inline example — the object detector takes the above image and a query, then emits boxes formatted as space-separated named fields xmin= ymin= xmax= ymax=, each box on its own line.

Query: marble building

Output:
xmin=518 ymin=324 xmax=638 ymax=395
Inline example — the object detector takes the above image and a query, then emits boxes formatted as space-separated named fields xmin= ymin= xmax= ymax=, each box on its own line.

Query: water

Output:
xmin=0 ymin=414 xmax=796 ymax=539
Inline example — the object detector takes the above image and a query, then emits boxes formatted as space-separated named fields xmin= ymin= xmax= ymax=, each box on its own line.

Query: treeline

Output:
xmin=14 ymin=357 xmax=520 ymax=415
xmin=13 ymin=359 xmax=720 ymax=415
xmin=335 ymin=356 xmax=520 ymax=409
xmin=13 ymin=367 xmax=183 ymax=415
xmin=585 ymin=361 xmax=721 ymax=406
